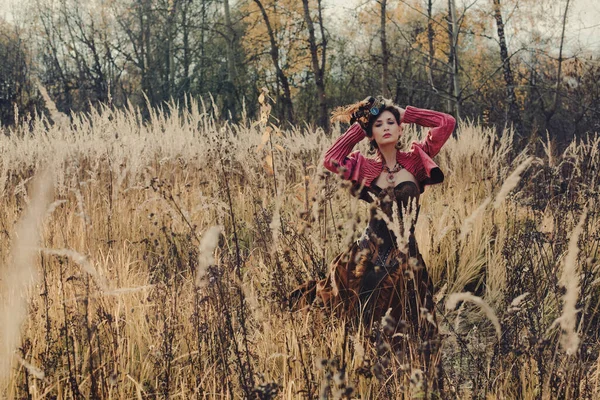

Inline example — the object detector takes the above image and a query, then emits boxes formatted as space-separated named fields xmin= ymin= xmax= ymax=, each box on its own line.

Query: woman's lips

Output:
xmin=383 ymin=133 xmax=391 ymax=138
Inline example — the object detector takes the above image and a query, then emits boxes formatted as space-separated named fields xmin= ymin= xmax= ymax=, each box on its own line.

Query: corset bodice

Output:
xmin=358 ymin=181 xmax=421 ymax=266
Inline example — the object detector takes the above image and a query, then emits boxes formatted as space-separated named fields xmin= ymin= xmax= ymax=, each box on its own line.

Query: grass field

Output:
xmin=0 ymin=98 xmax=598 ymax=399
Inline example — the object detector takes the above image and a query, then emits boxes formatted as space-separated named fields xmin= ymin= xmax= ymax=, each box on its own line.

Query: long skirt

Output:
xmin=290 ymin=234 xmax=441 ymax=384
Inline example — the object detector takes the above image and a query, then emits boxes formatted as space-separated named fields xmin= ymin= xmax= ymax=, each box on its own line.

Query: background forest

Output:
xmin=1 ymin=0 xmax=600 ymax=143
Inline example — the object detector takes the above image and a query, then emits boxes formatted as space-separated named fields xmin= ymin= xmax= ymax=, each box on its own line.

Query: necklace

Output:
xmin=382 ymin=162 xmax=403 ymax=184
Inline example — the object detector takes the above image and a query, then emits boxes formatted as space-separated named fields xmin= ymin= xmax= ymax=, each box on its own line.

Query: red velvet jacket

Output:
xmin=323 ymin=106 xmax=456 ymax=192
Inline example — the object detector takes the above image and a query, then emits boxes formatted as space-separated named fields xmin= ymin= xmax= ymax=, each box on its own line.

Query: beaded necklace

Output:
xmin=382 ymin=162 xmax=403 ymax=184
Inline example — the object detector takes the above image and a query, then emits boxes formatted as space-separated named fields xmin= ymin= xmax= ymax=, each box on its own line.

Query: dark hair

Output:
xmin=365 ymin=105 xmax=401 ymax=137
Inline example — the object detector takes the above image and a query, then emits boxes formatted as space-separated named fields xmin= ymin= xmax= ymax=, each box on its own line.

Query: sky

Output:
xmin=1 ymin=0 xmax=599 ymax=51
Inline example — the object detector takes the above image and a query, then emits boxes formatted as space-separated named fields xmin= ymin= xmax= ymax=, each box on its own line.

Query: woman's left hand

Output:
xmin=395 ymin=106 xmax=406 ymax=123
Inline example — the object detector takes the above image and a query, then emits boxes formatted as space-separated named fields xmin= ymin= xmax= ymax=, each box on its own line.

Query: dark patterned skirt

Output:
xmin=290 ymin=233 xmax=441 ymax=381
xmin=292 ymin=235 xmax=436 ymax=336
xmin=290 ymin=234 xmax=438 ymax=356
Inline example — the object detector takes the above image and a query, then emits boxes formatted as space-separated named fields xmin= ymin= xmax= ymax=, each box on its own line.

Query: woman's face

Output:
xmin=371 ymin=110 xmax=402 ymax=147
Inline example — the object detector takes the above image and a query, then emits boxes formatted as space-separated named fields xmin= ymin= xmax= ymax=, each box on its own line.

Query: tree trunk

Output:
xmin=380 ymin=0 xmax=389 ymax=98
xmin=426 ymin=0 xmax=436 ymax=92
xmin=317 ymin=0 xmax=328 ymax=128
xmin=253 ymin=0 xmax=295 ymax=124
xmin=302 ymin=0 xmax=328 ymax=129
xmin=492 ymin=0 xmax=523 ymax=135
xmin=181 ymin=0 xmax=190 ymax=97
xmin=199 ymin=0 xmax=206 ymax=91
xmin=447 ymin=0 xmax=461 ymax=118
xmin=166 ymin=0 xmax=178 ymax=99
xmin=545 ymin=0 xmax=571 ymax=129
xmin=139 ymin=0 xmax=153 ymax=103
xmin=223 ymin=0 xmax=238 ymax=117
xmin=223 ymin=0 xmax=236 ymax=84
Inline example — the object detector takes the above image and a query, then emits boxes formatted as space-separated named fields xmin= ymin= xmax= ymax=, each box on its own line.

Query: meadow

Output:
xmin=0 ymin=97 xmax=598 ymax=399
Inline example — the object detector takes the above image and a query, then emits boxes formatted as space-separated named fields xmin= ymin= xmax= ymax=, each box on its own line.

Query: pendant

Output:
xmin=387 ymin=173 xmax=395 ymax=184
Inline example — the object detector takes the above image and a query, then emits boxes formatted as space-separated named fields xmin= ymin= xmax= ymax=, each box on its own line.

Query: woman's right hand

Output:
xmin=350 ymin=96 xmax=375 ymax=129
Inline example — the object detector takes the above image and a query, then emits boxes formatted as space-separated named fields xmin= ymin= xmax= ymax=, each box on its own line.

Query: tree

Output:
xmin=446 ymin=0 xmax=461 ymax=118
xmin=380 ymin=0 xmax=390 ymax=98
xmin=243 ymin=0 xmax=298 ymax=124
xmin=0 ymin=19 xmax=41 ymax=125
xmin=3 ymin=0 xmax=597 ymax=142
xmin=301 ymin=0 xmax=328 ymax=128
xmin=544 ymin=0 xmax=571 ymax=129
xmin=492 ymin=0 xmax=523 ymax=135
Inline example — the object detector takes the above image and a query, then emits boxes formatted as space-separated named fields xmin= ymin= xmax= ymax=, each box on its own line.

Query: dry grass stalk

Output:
xmin=0 ymin=97 xmax=598 ymax=398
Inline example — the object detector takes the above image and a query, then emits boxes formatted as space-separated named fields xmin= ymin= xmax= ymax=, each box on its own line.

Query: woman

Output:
xmin=292 ymin=96 xmax=455 ymax=345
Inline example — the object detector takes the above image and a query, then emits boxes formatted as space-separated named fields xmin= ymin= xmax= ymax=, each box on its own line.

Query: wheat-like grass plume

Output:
xmin=446 ymin=292 xmax=501 ymax=339
xmin=556 ymin=207 xmax=588 ymax=355
xmin=41 ymin=248 xmax=111 ymax=291
xmin=35 ymin=80 xmax=69 ymax=127
xmin=459 ymin=197 xmax=491 ymax=241
xmin=493 ymin=157 xmax=534 ymax=209
xmin=15 ymin=355 xmax=44 ymax=380
xmin=508 ymin=292 xmax=529 ymax=313
xmin=270 ymin=198 xmax=282 ymax=252
xmin=0 ymin=169 xmax=53 ymax=381
xmin=196 ymin=226 xmax=223 ymax=287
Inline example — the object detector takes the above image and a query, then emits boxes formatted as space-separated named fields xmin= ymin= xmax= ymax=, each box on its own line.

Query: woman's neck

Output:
xmin=378 ymin=143 xmax=397 ymax=167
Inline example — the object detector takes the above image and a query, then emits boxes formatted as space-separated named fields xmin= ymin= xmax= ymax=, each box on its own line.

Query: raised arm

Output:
xmin=323 ymin=123 xmax=366 ymax=180
xmin=402 ymin=106 xmax=456 ymax=157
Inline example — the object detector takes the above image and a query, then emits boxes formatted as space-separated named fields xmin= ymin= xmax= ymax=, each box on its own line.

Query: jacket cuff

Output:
xmin=344 ymin=122 xmax=367 ymax=142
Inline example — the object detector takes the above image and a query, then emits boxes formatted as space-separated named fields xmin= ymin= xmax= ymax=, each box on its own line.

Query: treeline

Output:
xmin=1 ymin=0 xmax=599 ymax=142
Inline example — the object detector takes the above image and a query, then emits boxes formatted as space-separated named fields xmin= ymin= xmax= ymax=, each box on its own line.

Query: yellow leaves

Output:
xmin=387 ymin=0 xmax=425 ymax=26
xmin=258 ymin=89 xmax=267 ymax=106
xmin=241 ymin=0 xmax=313 ymax=82
xmin=259 ymin=103 xmax=272 ymax=125
xmin=263 ymin=153 xmax=274 ymax=175
xmin=256 ymin=87 xmax=273 ymax=126
xmin=257 ymin=126 xmax=272 ymax=152
xmin=261 ymin=144 xmax=287 ymax=176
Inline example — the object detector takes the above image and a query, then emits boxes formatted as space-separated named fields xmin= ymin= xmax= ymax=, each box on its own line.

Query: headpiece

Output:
xmin=367 ymin=96 xmax=386 ymax=116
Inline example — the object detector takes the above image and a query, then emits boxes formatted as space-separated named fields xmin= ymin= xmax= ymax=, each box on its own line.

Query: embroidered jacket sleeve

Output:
xmin=402 ymin=106 xmax=456 ymax=157
xmin=323 ymin=123 xmax=367 ymax=181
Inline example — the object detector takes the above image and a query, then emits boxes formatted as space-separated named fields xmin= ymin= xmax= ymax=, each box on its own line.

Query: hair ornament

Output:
xmin=369 ymin=97 xmax=386 ymax=116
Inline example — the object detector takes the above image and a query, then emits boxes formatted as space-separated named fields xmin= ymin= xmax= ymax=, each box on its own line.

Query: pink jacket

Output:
xmin=323 ymin=106 xmax=456 ymax=192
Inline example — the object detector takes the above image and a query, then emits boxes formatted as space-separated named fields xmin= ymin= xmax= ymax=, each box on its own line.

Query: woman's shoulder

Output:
xmin=357 ymin=153 xmax=384 ymax=171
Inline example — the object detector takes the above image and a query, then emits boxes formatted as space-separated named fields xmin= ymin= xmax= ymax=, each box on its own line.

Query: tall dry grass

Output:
xmin=0 ymin=100 xmax=598 ymax=399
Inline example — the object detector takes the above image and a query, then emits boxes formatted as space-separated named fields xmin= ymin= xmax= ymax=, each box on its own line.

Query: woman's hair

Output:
xmin=331 ymin=97 xmax=400 ymax=137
